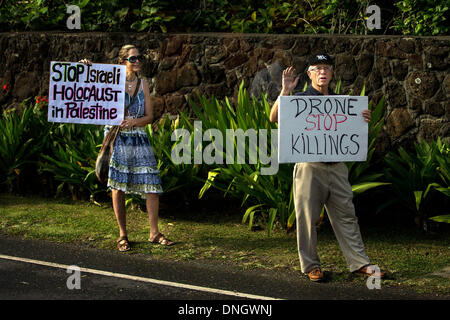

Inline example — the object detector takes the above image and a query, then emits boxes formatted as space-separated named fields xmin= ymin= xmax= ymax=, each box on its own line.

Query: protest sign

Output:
xmin=48 ymin=61 xmax=126 ymax=125
xmin=278 ymin=95 xmax=368 ymax=163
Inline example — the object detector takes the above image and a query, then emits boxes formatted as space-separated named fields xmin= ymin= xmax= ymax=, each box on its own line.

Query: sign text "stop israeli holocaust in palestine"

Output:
xmin=48 ymin=62 xmax=126 ymax=125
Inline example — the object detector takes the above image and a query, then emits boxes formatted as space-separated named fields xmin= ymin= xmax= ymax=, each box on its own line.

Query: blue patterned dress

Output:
xmin=105 ymin=82 xmax=163 ymax=198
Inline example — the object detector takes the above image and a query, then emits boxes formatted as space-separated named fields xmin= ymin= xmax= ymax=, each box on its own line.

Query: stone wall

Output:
xmin=0 ymin=32 xmax=449 ymax=152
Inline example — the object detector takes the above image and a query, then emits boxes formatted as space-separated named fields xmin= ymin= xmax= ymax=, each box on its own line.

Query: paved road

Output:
xmin=0 ymin=234 xmax=446 ymax=304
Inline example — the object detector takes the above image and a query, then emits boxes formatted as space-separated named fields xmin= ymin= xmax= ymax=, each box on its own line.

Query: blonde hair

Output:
xmin=118 ymin=44 xmax=137 ymax=63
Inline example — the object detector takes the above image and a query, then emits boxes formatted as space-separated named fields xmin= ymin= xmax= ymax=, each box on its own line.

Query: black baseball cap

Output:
xmin=307 ymin=54 xmax=334 ymax=68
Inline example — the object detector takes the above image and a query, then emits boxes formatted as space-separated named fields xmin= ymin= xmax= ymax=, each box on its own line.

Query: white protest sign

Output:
xmin=278 ymin=95 xmax=368 ymax=163
xmin=48 ymin=61 xmax=126 ymax=125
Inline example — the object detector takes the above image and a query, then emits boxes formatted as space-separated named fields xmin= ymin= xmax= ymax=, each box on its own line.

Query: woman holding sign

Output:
xmin=81 ymin=45 xmax=174 ymax=252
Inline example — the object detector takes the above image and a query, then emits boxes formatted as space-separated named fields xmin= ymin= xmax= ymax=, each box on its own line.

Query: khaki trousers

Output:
xmin=293 ymin=162 xmax=370 ymax=273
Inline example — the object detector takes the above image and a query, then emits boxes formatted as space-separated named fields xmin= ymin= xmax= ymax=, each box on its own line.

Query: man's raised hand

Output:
xmin=281 ymin=67 xmax=299 ymax=95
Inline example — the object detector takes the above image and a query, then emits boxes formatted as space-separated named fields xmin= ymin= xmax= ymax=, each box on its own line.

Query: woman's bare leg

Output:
xmin=146 ymin=193 xmax=160 ymax=239
xmin=112 ymin=189 xmax=127 ymax=238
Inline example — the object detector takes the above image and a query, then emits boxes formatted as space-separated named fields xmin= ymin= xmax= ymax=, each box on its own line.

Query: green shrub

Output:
xmin=384 ymin=138 xmax=450 ymax=230
xmin=189 ymin=82 xmax=292 ymax=235
xmin=14 ymin=88 xmax=450 ymax=236
xmin=185 ymin=82 xmax=388 ymax=235
xmin=346 ymin=90 xmax=390 ymax=194
xmin=0 ymin=98 xmax=51 ymax=193
xmin=39 ymin=123 xmax=104 ymax=200
xmin=0 ymin=0 xmax=446 ymax=35
xmin=146 ymin=113 xmax=207 ymax=197
xmin=0 ymin=0 xmax=145 ymax=32
xmin=1 ymin=85 xmax=391 ymax=235
xmin=392 ymin=0 xmax=449 ymax=35
xmin=130 ymin=0 xmax=176 ymax=32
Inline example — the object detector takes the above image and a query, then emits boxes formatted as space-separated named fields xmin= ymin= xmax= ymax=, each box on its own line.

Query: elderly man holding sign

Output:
xmin=270 ymin=54 xmax=385 ymax=282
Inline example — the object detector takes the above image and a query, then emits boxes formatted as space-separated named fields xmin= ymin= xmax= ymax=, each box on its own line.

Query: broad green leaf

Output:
xmin=429 ymin=215 xmax=450 ymax=224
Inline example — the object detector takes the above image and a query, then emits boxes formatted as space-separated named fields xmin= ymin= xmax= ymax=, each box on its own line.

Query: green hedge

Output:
xmin=0 ymin=0 xmax=447 ymax=35
xmin=1 ymin=88 xmax=448 ymax=233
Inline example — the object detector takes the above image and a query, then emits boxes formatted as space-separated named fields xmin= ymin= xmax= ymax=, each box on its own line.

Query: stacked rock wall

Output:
xmin=0 ymin=32 xmax=448 ymax=152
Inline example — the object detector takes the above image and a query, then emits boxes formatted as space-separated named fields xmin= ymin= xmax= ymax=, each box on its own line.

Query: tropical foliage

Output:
xmin=0 ymin=0 xmax=447 ymax=36
xmin=346 ymin=88 xmax=390 ymax=195
xmin=1 ymin=89 xmax=449 ymax=233
xmin=0 ymin=100 xmax=45 ymax=193
xmin=392 ymin=0 xmax=449 ymax=36
xmin=169 ymin=82 xmax=391 ymax=235
xmin=39 ymin=123 xmax=103 ymax=200
xmin=146 ymin=113 xmax=207 ymax=198
xmin=189 ymin=82 xmax=294 ymax=235
xmin=384 ymin=138 xmax=450 ymax=230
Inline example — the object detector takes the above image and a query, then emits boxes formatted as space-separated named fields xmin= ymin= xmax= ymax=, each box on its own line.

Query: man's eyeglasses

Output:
xmin=309 ymin=66 xmax=332 ymax=72
xmin=126 ymin=55 xmax=144 ymax=63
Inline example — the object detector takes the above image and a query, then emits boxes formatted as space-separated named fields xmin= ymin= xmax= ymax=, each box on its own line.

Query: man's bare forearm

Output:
xmin=269 ymin=88 xmax=291 ymax=123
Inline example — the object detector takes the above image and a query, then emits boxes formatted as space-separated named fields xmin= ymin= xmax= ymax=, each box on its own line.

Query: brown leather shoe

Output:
xmin=355 ymin=265 xmax=386 ymax=278
xmin=307 ymin=267 xmax=324 ymax=282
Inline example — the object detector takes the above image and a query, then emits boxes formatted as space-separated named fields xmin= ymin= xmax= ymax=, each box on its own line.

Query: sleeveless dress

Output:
xmin=105 ymin=81 xmax=163 ymax=198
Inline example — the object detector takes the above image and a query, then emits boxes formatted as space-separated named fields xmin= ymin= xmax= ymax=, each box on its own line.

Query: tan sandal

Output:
xmin=149 ymin=232 xmax=174 ymax=246
xmin=117 ymin=236 xmax=131 ymax=252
